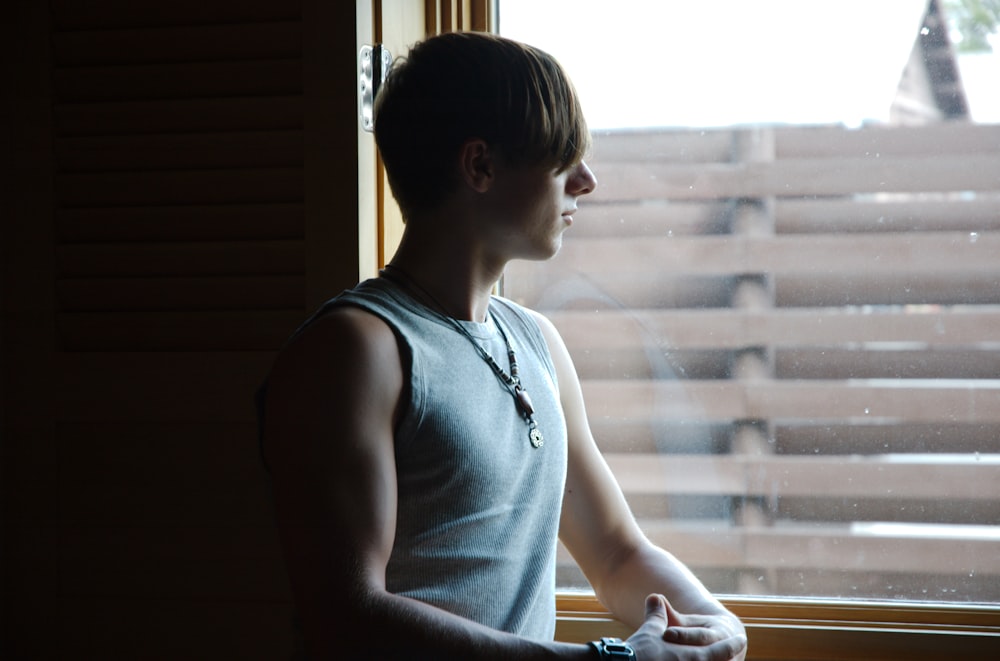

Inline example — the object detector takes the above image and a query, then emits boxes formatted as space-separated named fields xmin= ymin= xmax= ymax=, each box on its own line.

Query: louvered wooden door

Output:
xmin=5 ymin=1 xmax=371 ymax=657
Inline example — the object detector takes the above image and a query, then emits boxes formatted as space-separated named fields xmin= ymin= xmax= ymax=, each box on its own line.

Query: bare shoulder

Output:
xmin=262 ymin=305 xmax=403 ymax=469
xmin=524 ymin=306 xmax=553 ymax=328
xmin=524 ymin=308 xmax=563 ymax=346
xmin=269 ymin=305 xmax=399 ymax=390
xmin=524 ymin=308 xmax=576 ymax=375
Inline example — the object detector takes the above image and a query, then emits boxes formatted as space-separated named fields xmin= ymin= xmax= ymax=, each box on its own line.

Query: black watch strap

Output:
xmin=588 ymin=637 xmax=636 ymax=660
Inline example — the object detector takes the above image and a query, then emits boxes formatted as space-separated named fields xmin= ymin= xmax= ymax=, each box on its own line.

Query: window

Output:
xmin=500 ymin=0 xmax=1000 ymax=608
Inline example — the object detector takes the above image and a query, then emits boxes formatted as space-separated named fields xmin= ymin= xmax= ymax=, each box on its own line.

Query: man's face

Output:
xmin=484 ymin=159 xmax=597 ymax=262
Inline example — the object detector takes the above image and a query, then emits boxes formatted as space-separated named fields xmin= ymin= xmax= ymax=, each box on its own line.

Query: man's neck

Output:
xmin=386 ymin=232 xmax=503 ymax=323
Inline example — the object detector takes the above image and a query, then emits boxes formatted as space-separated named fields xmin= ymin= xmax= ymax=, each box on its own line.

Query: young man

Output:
xmin=260 ymin=32 xmax=747 ymax=660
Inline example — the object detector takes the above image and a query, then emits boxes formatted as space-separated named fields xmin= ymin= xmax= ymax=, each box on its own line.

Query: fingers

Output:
xmin=662 ymin=607 xmax=743 ymax=649
xmin=641 ymin=596 xmax=747 ymax=660
xmin=663 ymin=626 xmax=720 ymax=647
xmin=665 ymin=631 xmax=747 ymax=660
xmin=643 ymin=593 xmax=668 ymax=632
xmin=662 ymin=597 xmax=686 ymax=628
xmin=705 ymin=634 xmax=748 ymax=661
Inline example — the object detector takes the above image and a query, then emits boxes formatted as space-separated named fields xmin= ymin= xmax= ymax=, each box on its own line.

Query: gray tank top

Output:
xmin=290 ymin=276 xmax=568 ymax=640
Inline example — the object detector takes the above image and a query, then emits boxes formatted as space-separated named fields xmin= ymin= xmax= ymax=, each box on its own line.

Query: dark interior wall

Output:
xmin=2 ymin=1 xmax=365 ymax=657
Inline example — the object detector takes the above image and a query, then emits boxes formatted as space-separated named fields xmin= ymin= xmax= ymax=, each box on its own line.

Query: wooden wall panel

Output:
xmin=3 ymin=1 xmax=60 ymax=656
xmin=56 ymin=423 xmax=273 ymax=521
xmin=52 ymin=59 xmax=303 ymax=102
xmin=54 ymin=96 xmax=304 ymax=135
xmin=56 ymin=241 xmax=304 ymax=277
xmin=546 ymin=233 xmax=1000 ymax=276
xmin=51 ymin=21 xmax=302 ymax=65
xmin=48 ymin=2 xmax=316 ymax=353
xmin=56 ymin=203 xmax=305 ymax=243
xmin=56 ymin=276 xmax=304 ymax=312
xmin=58 ymin=600 xmax=296 ymax=660
xmin=59 ymin=525 xmax=287 ymax=600
xmin=48 ymin=0 xmax=300 ymax=30
xmin=55 ymin=131 xmax=304 ymax=172
xmin=590 ymin=153 xmax=1000 ymax=202
xmin=4 ymin=1 xmax=368 ymax=657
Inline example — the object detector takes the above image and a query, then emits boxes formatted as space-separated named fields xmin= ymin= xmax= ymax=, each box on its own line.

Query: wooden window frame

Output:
xmin=555 ymin=593 xmax=1000 ymax=658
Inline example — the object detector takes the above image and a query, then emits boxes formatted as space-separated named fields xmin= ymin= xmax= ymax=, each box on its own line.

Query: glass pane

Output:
xmin=500 ymin=0 xmax=1000 ymax=603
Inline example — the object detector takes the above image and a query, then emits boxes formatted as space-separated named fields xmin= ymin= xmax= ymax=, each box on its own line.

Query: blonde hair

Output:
xmin=374 ymin=32 xmax=590 ymax=220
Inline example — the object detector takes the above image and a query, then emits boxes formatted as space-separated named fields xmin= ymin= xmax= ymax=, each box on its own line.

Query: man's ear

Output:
xmin=458 ymin=138 xmax=495 ymax=193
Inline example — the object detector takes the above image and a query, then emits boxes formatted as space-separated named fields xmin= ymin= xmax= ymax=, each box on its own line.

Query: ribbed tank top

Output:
xmin=272 ymin=276 xmax=568 ymax=641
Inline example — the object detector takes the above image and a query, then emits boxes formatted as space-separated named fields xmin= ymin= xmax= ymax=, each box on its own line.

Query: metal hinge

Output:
xmin=359 ymin=44 xmax=392 ymax=132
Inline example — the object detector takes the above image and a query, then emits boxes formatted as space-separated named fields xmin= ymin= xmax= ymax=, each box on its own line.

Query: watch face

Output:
xmin=602 ymin=639 xmax=635 ymax=659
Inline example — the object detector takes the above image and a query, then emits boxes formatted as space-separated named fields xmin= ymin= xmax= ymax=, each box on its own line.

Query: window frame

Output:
xmin=555 ymin=593 xmax=1000 ymax=658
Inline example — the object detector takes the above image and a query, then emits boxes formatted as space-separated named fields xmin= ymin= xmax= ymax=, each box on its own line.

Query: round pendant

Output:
xmin=529 ymin=426 xmax=544 ymax=448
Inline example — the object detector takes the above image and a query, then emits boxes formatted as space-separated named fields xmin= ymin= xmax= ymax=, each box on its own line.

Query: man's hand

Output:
xmin=662 ymin=597 xmax=746 ymax=654
xmin=626 ymin=594 xmax=747 ymax=661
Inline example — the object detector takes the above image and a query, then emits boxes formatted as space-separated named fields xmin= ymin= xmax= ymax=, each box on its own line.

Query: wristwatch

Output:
xmin=589 ymin=637 xmax=636 ymax=659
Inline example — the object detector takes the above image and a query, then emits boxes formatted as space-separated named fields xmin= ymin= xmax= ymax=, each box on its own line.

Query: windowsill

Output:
xmin=555 ymin=593 xmax=1000 ymax=660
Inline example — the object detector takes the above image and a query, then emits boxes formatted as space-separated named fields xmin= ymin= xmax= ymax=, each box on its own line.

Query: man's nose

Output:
xmin=568 ymin=161 xmax=597 ymax=196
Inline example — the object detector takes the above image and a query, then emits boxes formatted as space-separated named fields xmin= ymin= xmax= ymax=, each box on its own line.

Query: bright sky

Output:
xmin=499 ymin=0 xmax=1000 ymax=128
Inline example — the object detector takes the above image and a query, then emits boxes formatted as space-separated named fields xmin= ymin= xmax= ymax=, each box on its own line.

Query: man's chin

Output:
xmin=527 ymin=243 xmax=562 ymax=263
xmin=507 ymin=234 xmax=564 ymax=264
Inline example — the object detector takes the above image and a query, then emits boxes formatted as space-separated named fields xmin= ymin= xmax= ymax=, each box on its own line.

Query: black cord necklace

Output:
xmin=381 ymin=264 xmax=544 ymax=448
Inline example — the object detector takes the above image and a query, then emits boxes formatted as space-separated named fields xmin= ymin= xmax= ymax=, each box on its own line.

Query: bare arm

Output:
xmin=531 ymin=311 xmax=747 ymax=659
xmin=263 ymin=307 xmax=595 ymax=660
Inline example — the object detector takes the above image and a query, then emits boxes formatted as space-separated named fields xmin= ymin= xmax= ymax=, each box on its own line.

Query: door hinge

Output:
xmin=359 ymin=44 xmax=392 ymax=132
